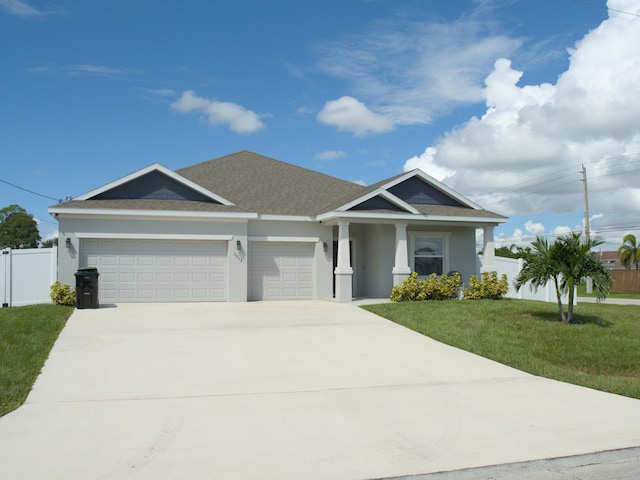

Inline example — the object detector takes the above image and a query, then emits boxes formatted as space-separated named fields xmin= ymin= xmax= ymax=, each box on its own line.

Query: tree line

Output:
xmin=0 ymin=204 xmax=45 ymax=249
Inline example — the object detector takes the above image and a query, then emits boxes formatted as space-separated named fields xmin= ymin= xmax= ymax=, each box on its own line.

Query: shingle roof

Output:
xmin=176 ymin=151 xmax=364 ymax=216
xmin=50 ymin=150 xmax=506 ymax=222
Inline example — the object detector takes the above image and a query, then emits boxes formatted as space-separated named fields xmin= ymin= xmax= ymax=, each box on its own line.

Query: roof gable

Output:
xmin=76 ymin=163 xmax=234 ymax=205
xmin=92 ymin=170 xmax=220 ymax=203
xmin=348 ymin=195 xmax=406 ymax=212
xmin=381 ymin=170 xmax=483 ymax=210
xmin=387 ymin=176 xmax=465 ymax=207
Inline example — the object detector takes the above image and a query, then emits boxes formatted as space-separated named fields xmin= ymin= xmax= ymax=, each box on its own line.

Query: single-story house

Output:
xmin=48 ymin=151 xmax=507 ymax=303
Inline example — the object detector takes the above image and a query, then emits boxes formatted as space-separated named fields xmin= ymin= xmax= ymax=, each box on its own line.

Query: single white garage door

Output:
xmin=249 ymin=242 xmax=315 ymax=300
xmin=80 ymin=239 xmax=227 ymax=303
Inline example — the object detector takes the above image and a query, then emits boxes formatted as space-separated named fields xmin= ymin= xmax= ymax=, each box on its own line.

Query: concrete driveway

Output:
xmin=1 ymin=301 xmax=639 ymax=480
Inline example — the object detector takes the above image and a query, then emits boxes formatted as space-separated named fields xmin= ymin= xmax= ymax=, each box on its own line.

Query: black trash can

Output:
xmin=75 ymin=267 xmax=99 ymax=309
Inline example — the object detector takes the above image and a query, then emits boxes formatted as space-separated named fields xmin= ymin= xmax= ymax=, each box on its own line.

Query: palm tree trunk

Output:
xmin=566 ymin=287 xmax=575 ymax=324
xmin=553 ymin=277 xmax=566 ymax=322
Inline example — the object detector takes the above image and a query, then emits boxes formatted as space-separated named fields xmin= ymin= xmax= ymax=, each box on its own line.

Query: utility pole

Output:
xmin=581 ymin=165 xmax=592 ymax=293
xmin=582 ymin=165 xmax=590 ymax=240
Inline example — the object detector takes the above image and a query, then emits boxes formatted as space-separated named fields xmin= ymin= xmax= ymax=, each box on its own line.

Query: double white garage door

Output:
xmin=80 ymin=239 xmax=315 ymax=302
xmin=81 ymin=239 xmax=227 ymax=303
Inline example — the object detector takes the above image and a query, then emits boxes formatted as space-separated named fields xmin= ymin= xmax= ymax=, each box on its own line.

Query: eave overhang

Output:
xmin=48 ymin=207 xmax=258 ymax=220
xmin=316 ymin=210 xmax=508 ymax=226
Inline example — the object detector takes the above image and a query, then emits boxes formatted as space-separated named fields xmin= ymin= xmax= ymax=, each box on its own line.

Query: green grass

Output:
xmin=363 ymin=299 xmax=640 ymax=399
xmin=0 ymin=304 xmax=73 ymax=417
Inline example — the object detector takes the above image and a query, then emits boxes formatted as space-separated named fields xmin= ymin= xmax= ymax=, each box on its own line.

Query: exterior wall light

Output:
xmin=66 ymin=238 xmax=71 ymax=248
xmin=236 ymin=240 xmax=242 ymax=251
xmin=323 ymin=242 xmax=328 ymax=253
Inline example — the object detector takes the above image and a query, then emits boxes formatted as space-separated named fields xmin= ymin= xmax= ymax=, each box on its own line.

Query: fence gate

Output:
xmin=0 ymin=247 xmax=57 ymax=307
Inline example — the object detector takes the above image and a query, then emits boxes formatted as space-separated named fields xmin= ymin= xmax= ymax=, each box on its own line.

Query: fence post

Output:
xmin=1 ymin=248 xmax=11 ymax=307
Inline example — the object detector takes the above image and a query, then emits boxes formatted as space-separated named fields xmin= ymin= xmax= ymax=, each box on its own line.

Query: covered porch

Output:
xmin=329 ymin=218 xmax=500 ymax=302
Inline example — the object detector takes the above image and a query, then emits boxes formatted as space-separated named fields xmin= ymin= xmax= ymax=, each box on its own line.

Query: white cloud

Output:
xmin=69 ymin=64 xmax=133 ymax=76
xmin=29 ymin=64 xmax=140 ymax=78
xmin=171 ymin=90 xmax=265 ymax=134
xmin=0 ymin=0 xmax=42 ymax=16
xmin=525 ymin=220 xmax=545 ymax=235
xmin=315 ymin=5 xmax=522 ymax=127
xmin=317 ymin=96 xmax=394 ymax=137
xmin=403 ymin=1 xmax=640 ymax=244
xmin=403 ymin=147 xmax=455 ymax=182
xmin=552 ymin=225 xmax=573 ymax=237
xmin=0 ymin=0 xmax=65 ymax=17
xmin=315 ymin=150 xmax=346 ymax=161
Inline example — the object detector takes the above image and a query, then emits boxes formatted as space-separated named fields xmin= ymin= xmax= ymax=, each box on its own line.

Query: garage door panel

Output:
xmin=138 ymin=257 xmax=153 ymax=267
xmin=249 ymin=242 xmax=315 ymax=301
xmin=119 ymin=273 xmax=136 ymax=283
xmin=99 ymin=256 xmax=117 ymax=267
xmin=80 ymin=239 xmax=227 ymax=303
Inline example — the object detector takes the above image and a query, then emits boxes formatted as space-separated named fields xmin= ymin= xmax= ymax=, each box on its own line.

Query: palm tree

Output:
xmin=618 ymin=234 xmax=640 ymax=270
xmin=515 ymin=236 xmax=566 ymax=321
xmin=555 ymin=232 xmax=612 ymax=322
xmin=515 ymin=233 xmax=612 ymax=323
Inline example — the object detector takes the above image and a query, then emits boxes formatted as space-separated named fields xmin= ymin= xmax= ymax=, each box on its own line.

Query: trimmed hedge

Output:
xmin=390 ymin=272 xmax=461 ymax=302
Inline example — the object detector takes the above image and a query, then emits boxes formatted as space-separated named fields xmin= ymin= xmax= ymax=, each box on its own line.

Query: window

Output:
xmin=411 ymin=234 xmax=446 ymax=276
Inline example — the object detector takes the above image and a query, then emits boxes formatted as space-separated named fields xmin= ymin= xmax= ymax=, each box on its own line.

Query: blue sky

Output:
xmin=2 ymin=0 xmax=640 ymax=252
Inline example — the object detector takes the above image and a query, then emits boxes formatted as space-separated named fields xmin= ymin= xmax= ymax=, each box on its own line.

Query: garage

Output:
xmin=80 ymin=239 xmax=227 ymax=303
xmin=248 ymin=242 xmax=315 ymax=300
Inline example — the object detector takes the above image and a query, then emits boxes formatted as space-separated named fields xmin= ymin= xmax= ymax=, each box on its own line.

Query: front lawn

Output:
xmin=0 ymin=304 xmax=73 ymax=417
xmin=363 ymin=299 xmax=640 ymax=399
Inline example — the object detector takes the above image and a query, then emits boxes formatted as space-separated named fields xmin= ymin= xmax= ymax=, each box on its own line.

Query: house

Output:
xmin=48 ymin=151 xmax=507 ymax=303
xmin=597 ymin=251 xmax=623 ymax=270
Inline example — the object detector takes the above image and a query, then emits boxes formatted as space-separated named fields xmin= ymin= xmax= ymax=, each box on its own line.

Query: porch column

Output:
xmin=392 ymin=223 xmax=411 ymax=286
xmin=480 ymin=226 xmax=496 ymax=273
xmin=334 ymin=220 xmax=353 ymax=302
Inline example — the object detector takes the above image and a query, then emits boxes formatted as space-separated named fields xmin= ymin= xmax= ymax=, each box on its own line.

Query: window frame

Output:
xmin=408 ymin=232 xmax=450 ymax=278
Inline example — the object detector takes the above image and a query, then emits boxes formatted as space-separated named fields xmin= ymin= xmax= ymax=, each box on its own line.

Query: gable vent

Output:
xmin=349 ymin=195 xmax=404 ymax=211
xmin=93 ymin=170 xmax=220 ymax=203
xmin=388 ymin=176 xmax=464 ymax=207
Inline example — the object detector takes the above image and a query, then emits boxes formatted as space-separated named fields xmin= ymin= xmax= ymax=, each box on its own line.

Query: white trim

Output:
xmin=257 ymin=214 xmax=315 ymax=222
xmin=74 ymin=163 xmax=236 ymax=206
xmin=249 ymin=236 xmax=320 ymax=243
xmin=317 ymin=212 xmax=424 ymax=222
xmin=417 ymin=215 xmax=506 ymax=224
xmin=49 ymin=207 xmax=258 ymax=220
xmin=75 ymin=233 xmax=233 ymax=241
xmin=335 ymin=189 xmax=420 ymax=214
xmin=316 ymin=210 xmax=506 ymax=224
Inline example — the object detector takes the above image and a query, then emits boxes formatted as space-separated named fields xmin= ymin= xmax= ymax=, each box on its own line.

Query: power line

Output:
xmin=0 ymin=177 xmax=61 ymax=202
xmin=569 ymin=0 xmax=640 ymax=18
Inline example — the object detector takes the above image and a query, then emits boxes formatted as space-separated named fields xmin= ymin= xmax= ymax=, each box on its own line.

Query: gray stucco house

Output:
xmin=48 ymin=151 xmax=506 ymax=303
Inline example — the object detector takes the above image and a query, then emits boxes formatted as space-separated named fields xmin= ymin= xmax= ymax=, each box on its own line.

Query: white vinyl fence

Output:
xmin=480 ymin=255 xmax=572 ymax=304
xmin=1 ymin=247 xmax=57 ymax=307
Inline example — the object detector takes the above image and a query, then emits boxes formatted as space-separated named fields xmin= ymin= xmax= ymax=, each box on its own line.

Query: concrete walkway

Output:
xmin=1 ymin=301 xmax=639 ymax=480
xmin=577 ymin=296 xmax=640 ymax=305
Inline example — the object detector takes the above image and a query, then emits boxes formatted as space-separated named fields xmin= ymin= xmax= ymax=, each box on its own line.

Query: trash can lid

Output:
xmin=77 ymin=266 xmax=98 ymax=272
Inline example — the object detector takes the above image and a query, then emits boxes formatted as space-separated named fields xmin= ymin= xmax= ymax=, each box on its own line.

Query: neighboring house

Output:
xmin=48 ymin=151 xmax=507 ymax=303
xmin=597 ymin=251 xmax=624 ymax=270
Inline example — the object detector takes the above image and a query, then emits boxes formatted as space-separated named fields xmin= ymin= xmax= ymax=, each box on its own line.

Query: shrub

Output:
xmin=463 ymin=271 xmax=509 ymax=300
xmin=50 ymin=281 xmax=76 ymax=306
xmin=391 ymin=272 xmax=461 ymax=302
